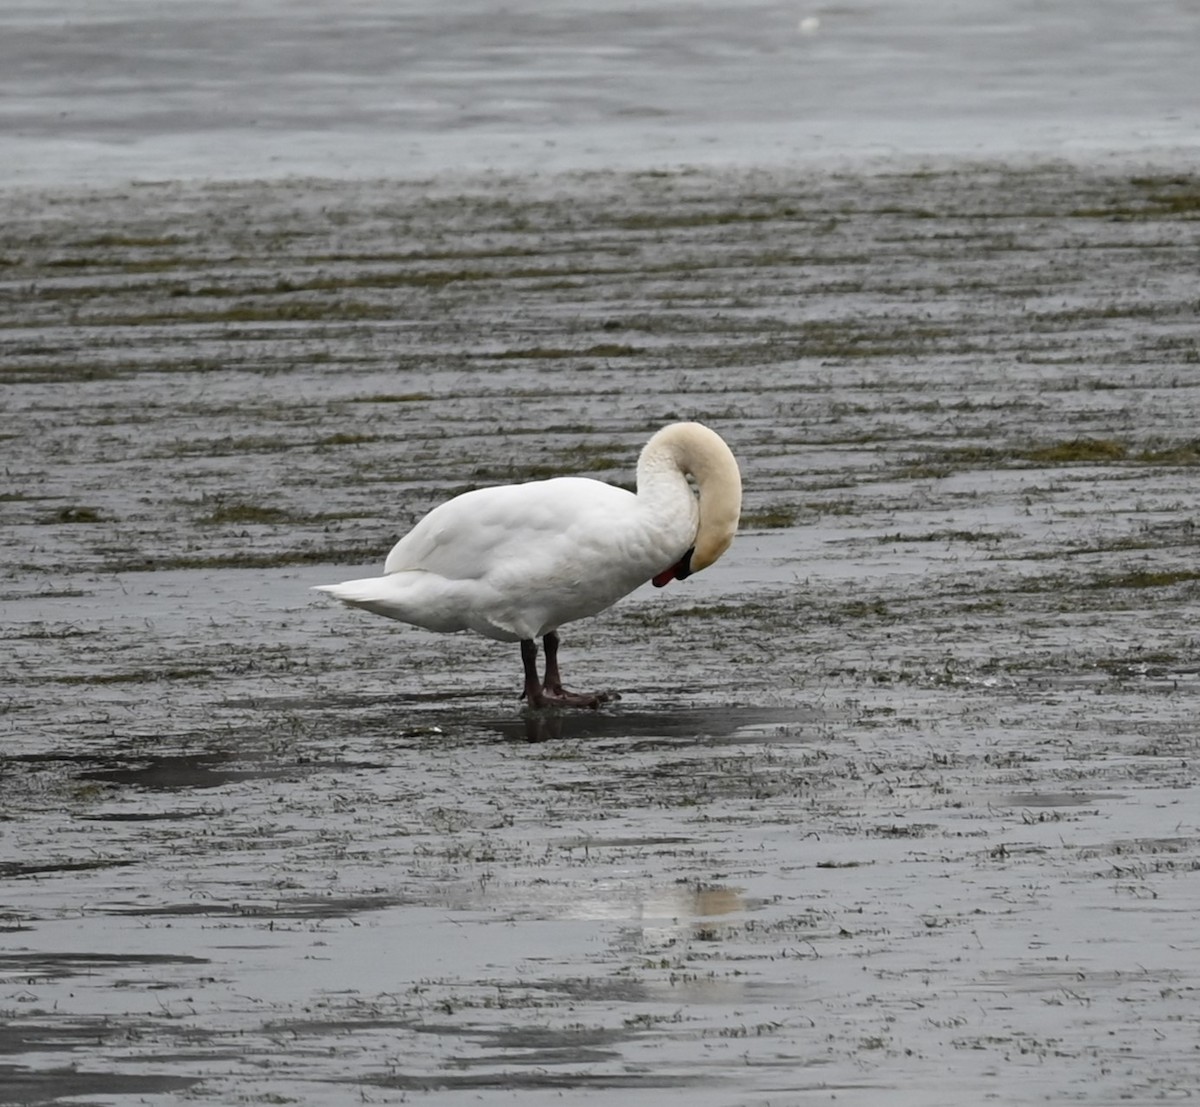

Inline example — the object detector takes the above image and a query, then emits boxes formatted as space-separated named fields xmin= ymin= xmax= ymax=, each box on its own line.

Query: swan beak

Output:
xmin=651 ymin=547 xmax=694 ymax=588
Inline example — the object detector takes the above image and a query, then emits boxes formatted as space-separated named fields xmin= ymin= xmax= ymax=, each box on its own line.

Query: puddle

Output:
xmin=80 ymin=809 xmax=211 ymax=822
xmin=0 ymin=858 xmax=138 ymax=878
xmin=484 ymin=705 xmax=825 ymax=745
xmin=2 ymin=747 xmax=389 ymax=796
xmin=0 ymin=1068 xmax=200 ymax=1104
xmin=0 ymin=951 xmax=210 ymax=980
xmin=1000 ymin=791 xmax=1123 ymax=808
xmin=355 ymin=1071 xmax=713 ymax=1093
xmin=78 ymin=752 xmax=295 ymax=791
xmin=97 ymin=893 xmax=415 ymax=920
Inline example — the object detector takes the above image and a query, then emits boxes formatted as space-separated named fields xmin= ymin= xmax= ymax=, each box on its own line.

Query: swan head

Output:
xmin=642 ymin=421 xmax=741 ymax=583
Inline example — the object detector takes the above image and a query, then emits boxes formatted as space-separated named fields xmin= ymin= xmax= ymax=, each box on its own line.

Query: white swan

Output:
xmin=314 ymin=422 xmax=741 ymax=708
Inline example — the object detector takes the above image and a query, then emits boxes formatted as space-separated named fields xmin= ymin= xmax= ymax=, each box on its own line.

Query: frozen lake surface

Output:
xmin=2 ymin=0 xmax=1199 ymax=186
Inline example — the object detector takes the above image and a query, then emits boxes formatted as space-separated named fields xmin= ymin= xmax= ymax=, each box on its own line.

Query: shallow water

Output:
xmin=3 ymin=0 xmax=1200 ymax=187
xmin=2 ymin=160 xmax=1199 ymax=1104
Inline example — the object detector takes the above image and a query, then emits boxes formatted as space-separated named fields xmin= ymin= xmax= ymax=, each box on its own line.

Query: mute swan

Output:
xmin=315 ymin=421 xmax=741 ymax=708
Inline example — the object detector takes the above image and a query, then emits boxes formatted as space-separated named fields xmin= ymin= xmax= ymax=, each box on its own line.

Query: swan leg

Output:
xmin=542 ymin=631 xmax=611 ymax=707
xmin=520 ymin=639 xmax=544 ymax=704
xmin=518 ymin=634 xmax=609 ymax=710
xmin=541 ymin=631 xmax=567 ymax=694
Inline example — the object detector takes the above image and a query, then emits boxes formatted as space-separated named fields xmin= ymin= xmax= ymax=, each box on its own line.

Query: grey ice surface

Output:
xmin=2 ymin=0 xmax=1199 ymax=187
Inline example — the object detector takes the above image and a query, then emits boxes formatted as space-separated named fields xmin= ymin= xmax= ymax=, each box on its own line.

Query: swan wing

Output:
xmin=384 ymin=477 xmax=637 ymax=580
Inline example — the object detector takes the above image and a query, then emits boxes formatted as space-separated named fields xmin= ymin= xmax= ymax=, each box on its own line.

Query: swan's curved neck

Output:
xmin=636 ymin=422 xmax=742 ymax=572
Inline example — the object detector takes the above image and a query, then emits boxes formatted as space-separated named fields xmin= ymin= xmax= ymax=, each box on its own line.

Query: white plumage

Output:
xmin=315 ymin=422 xmax=741 ymax=707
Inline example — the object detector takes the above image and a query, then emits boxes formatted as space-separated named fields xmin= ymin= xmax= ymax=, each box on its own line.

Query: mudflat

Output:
xmin=2 ymin=163 xmax=1198 ymax=1105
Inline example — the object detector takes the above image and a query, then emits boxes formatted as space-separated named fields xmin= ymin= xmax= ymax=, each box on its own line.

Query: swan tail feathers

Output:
xmin=313 ymin=575 xmax=422 ymax=623
xmin=313 ymin=573 xmax=469 ymax=633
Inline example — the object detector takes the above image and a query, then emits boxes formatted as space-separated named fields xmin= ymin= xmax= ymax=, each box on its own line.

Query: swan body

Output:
xmin=315 ymin=421 xmax=741 ymax=706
